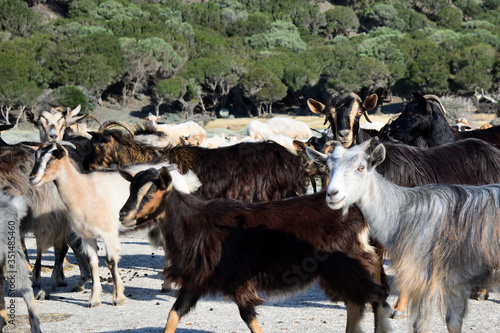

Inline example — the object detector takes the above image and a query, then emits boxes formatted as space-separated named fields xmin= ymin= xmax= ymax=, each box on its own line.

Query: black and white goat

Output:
xmin=308 ymin=139 xmax=500 ymax=333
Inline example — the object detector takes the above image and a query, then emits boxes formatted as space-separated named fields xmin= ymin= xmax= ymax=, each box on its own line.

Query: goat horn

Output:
xmin=362 ymin=111 xmax=372 ymax=123
xmin=82 ymin=114 xmax=102 ymax=127
xmin=59 ymin=140 xmax=77 ymax=150
xmin=98 ymin=120 xmax=134 ymax=137
xmin=423 ymin=94 xmax=447 ymax=114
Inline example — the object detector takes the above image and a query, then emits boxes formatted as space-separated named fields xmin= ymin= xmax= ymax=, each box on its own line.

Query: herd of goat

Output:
xmin=0 ymin=92 xmax=499 ymax=333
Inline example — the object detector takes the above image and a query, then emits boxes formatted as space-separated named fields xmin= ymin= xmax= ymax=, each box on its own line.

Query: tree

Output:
xmin=435 ymin=7 xmax=463 ymax=31
xmin=119 ymin=37 xmax=184 ymax=107
xmin=255 ymin=78 xmax=287 ymax=114
xmin=0 ymin=40 xmax=42 ymax=124
xmin=451 ymin=43 xmax=497 ymax=93
xmin=324 ymin=6 xmax=359 ymax=39
xmin=181 ymin=54 xmax=245 ymax=112
xmin=0 ymin=0 xmax=42 ymax=38
xmin=153 ymin=76 xmax=188 ymax=116
xmin=246 ymin=20 xmax=307 ymax=53
xmin=396 ymin=38 xmax=451 ymax=94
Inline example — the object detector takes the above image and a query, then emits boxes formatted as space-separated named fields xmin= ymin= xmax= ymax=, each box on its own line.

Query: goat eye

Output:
xmin=357 ymin=166 xmax=365 ymax=172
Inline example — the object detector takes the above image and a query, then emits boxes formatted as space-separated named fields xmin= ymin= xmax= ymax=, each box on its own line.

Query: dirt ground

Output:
xmin=4 ymin=234 xmax=500 ymax=333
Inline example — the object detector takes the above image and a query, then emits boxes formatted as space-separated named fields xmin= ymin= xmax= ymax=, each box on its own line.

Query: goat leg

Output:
xmin=82 ymin=239 xmax=102 ymax=308
xmin=164 ymin=290 xmax=200 ymax=333
xmin=67 ymin=232 xmax=91 ymax=292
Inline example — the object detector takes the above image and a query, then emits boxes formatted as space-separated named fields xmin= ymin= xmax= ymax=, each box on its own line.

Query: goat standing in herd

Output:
xmin=28 ymin=142 xmax=199 ymax=308
xmin=118 ymin=166 xmax=392 ymax=333
xmin=307 ymin=138 xmax=500 ymax=333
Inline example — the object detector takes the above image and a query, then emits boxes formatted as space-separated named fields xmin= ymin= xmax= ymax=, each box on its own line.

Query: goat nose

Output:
xmin=338 ymin=130 xmax=350 ymax=139
xmin=118 ymin=211 xmax=127 ymax=221
xmin=327 ymin=189 xmax=339 ymax=197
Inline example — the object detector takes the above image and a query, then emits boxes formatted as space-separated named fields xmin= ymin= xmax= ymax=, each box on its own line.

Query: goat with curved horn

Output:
xmin=98 ymin=120 xmax=135 ymax=137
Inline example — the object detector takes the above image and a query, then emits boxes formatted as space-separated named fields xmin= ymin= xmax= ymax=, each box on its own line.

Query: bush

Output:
xmin=48 ymin=86 xmax=95 ymax=114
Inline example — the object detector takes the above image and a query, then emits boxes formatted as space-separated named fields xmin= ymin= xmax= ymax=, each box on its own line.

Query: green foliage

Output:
xmin=0 ymin=40 xmax=42 ymax=108
xmin=324 ymin=6 xmax=359 ymax=38
xmin=246 ymin=20 xmax=307 ymax=53
xmin=226 ymin=12 xmax=270 ymax=37
xmin=428 ymin=29 xmax=462 ymax=51
xmin=451 ymin=43 xmax=497 ymax=93
xmin=395 ymin=38 xmax=451 ymax=95
xmin=68 ymin=0 xmax=98 ymax=18
xmin=362 ymin=4 xmax=406 ymax=31
xmin=49 ymin=86 xmax=92 ymax=114
xmin=462 ymin=29 xmax=500 ymax=47
xmin=90 ymin=0 xmax=149 ymax=21
xmin=435 ymin=7 xmax=463 ymax=31
xmin=155 ymin=76 xmax=188 ymax=101
xmin=48 ymin=33 xmax=126 ymax=95
xmin=0 ymin=0 xmax=43 ymax=38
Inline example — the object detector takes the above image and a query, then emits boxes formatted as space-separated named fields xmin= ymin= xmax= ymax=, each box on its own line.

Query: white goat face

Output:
xmin=326 ymin=145 xmax=368 ymax=210
xmin=38 ymin=110 xmax=66 ymax=143
xmin=305 ymin=139 xmax=385 ymax=212
xmin=327 ymin=140 xmax=386 ymax=211
xmin=29 ymin=143 xmax=67 ymax=187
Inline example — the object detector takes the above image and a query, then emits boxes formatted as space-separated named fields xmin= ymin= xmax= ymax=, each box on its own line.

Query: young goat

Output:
xmin=0 ymin=191 xmax=41 ymax=333
xmin=308 ymin=138 xmax=500 ymax=333
xmin=0 ymin=143 xmax=91 ymax=298
xmin=118 ymin=166 xmax=391 ymax=333
xmin=29 ymin=142 xmax=199 ymax=308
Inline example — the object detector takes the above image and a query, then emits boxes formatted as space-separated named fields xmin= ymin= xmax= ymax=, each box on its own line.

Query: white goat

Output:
xmin=307 ymin=139 xmax=500 ymax=333
xmin=0 ymin=191 xmax=41 ymax=333
xmin=246 ymin=120 xmax=274 ymax=140
xmin=144 ymin=115 xmax=206 ymax=145
xmin=29 ymin=142 xmax=200 ymax=308
xmin=266 ymin=117 xmax=313 ymax=139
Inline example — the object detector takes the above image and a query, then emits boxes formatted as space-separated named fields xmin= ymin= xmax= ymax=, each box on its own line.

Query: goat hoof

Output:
xmin=476 ymin=292 xmax=489 ymax=301
xmin=89 ymin=299 xmax=101 ymax=308
xmin=113 ymin=297 xmax=126 ymax=306
xmin=57 ymin=280 xmax=68 ymax=287
xmin=390 ymin=310 xmax=406 ymax=319
xmin=35 ymin=290 xmax=50 ymax=300
xmin=71 ymin=284 xmax=85 ymax=292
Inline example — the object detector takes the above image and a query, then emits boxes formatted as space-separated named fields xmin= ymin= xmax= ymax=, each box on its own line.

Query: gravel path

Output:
xmin=4 ymin=233 xmax=499 ymax=333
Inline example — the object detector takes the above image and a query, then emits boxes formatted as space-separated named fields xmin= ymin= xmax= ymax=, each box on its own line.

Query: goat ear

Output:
xmin=293 ymin=140 xmax=307 ymax=152
xmin=367 ymin=143 xmax=385 ymax=170
xmin=25 ymin=110 xmax=38 ymax=125
xmin=54 ymin=143 xmax=68 ymax=159
xmin=412 ymin=92 xmax=431 ymax=115
xmin=305 ymin=146 xmax=328 ymax=166
xmin=118 ymin=167 xmax=135 ymax=183
xmin=159 ymin=167 xmax=173 ymax=190
xmin=362 ymin=94 xmax=378 ymax=112
xmin=307 ymin=98 xmax=326 ymax=115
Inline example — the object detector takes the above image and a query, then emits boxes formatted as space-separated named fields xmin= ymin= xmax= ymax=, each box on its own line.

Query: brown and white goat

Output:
xmin=26 ymin=105 xmax=88 ymax=142
xmin=29 ymin=142 xmax=199 ymax=308
xmin=0 ymin=144 xmax=91 ymax=298
xmin=118 ymin=166 xmax=391 ymax=333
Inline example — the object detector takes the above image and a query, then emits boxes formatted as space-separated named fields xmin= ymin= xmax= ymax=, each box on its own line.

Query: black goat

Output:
xmin=382 ymin=92 xmax=500 ymax=148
